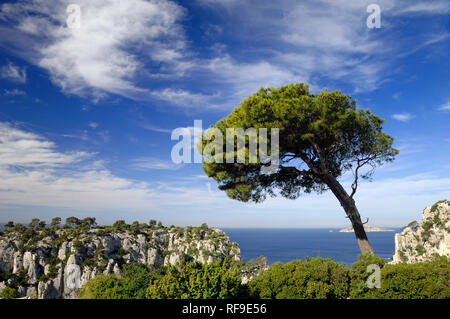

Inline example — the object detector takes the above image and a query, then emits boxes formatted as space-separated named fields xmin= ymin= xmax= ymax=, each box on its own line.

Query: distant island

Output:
xmin=339 ymin=224 xmax=394 ymax=233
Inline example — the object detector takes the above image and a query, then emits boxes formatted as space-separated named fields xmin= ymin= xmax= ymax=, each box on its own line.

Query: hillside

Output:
xmin=0 ymin=221 xmax=242 ymax=298
xmin=392 ymin=200 xmax=450 ymax=263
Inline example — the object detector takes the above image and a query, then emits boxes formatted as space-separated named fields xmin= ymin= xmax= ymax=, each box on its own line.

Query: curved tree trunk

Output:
xmin=323 ymin=175 xmax=375 ymax=255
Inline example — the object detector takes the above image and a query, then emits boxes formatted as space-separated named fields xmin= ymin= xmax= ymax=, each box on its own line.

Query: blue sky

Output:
xmin=0 ymin=0 xmax=449 ymax=228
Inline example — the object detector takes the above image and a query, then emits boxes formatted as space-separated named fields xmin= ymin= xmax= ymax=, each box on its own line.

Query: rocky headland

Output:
xmin=391 ymin=200 xmax=450 ymax=264
xmin=0 ymin=222 xmax=255 ymax=299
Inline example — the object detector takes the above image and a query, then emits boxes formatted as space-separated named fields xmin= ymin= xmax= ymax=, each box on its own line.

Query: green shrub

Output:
xmin=0 ymin=271 xmax=13 ymax=282
xmin=122 ymin=264 xmax=164 ymax=299
xmin=146 ymin=260 xmax=244 ymax=299
xmin=0 ymin=287 xmax=19 ymax=299
xmin=358 ymin=256 xmax=450 ymax=299
xmin=349 ymin=254 xmax=388 ymax=298
xmin=248 ymin=257 xmax=351 ymax=299
xmin=77 ymin=274 xmax=131 ymax=299
xmin=77 ymin=263 xmax=164 ymax=299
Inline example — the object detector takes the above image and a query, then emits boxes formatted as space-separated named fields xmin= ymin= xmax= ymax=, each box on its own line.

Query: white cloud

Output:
xmin=391 ymin=113 xmax=415 ymax=122
xmin=0 ymin=0 xmax=187 ymax=99
xmin=0 ymin=121 xmax=449 ymax=227
xmin=193 ymin=0 xmax=449 ymax=96
xmin=88 ymin=122 xmax=98 ymax=129
xmin=0 ymin=122 xmax=156 ymax=210
xmin=151 ymin=88 xmax=216 ymax=108
xmin=3 ymin=88 xmax=26 ymax=96
xmin=394 ymin=1 xmax=450 ymax=15
xmin=0 ymin=62 xmax=26 ymax=83
xmin=131 ymin=157 xmax=182 ymax=170
xmin=438 ymin=100 xmax=450 ymax=111
xmin=0 ymin=122 xmax=89 ymax=168
xmin=0 ymin=0 xmax=448 ymax=109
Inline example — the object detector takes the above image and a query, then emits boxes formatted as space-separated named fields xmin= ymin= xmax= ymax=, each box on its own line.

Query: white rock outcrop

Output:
xmin=391 ymin=200 xmax=450 ymax=264
xmin=0 ymin=225 xmax=241 ymax=299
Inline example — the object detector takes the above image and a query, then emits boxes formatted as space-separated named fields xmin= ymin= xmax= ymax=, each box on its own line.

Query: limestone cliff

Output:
xmin=391 ymin=200 xmax=450 ymax=264
xmin=0 ymin=225 xmax=240 ymax=299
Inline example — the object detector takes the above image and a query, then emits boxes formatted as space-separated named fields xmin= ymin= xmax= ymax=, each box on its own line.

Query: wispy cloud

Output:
xmin=392 ymin=113 xmax=415 ymax=122
xmin=3 ymin=88 xmax=26 ymax=96
xmin=394 ymin=1 xmax=450 ymax=15
xmin=151 ymin=88 xmax=217 ymax=109
xmin=131 ymin=157 xmax=182 ymax=170
xmin=0 ymin=0 xmax=187 ymax=100
xmin=88 ymin=122 xmax=99 ymax=129
xmin=0 ymin=121 xmax=157 ymax=211
xmin=438 ymin=100 xmax=450 ymax=111
xmin=0 ymin=0 xmax=448 ymax=109
xmin=0 ymin=62 xmax=26 ymax=83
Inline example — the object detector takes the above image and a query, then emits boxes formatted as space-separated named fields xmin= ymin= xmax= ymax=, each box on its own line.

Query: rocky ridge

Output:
xmin=392 ymin=200 xmax=450 ymax=264
xmin=0 ymin=224 xmax=241 ymax=299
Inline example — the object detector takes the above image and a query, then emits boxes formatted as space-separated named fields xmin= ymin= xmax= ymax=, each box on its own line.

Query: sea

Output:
xmin=0 ymin=223 xmax=399 ymax=267
xmin=223 ymin=228 xmax=400 ymax=267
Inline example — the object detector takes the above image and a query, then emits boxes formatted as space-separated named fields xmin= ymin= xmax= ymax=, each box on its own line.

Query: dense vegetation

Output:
xmin=1 ymin=216 xmax=449 ymax=299
xmin=78 ymin=264 xmax=165 ymax=299
xmin=77 ymin=254 xmax=450 ymax=299
xmin=146 ymin=258 xmax=245 ymax=299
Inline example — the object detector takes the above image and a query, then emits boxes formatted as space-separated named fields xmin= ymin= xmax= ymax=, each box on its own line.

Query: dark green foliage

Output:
xmin=401 ymin=220 xmax=418 ymax=231
xmin=50 ymin=217 xmax=62 ymax=228
xmin=415 ymin=245 xmax=426 ymax=255
xmin=78 ymin=264 xmax=164 ymax=299
xmin=430 ymin=200 xmax=449 ymax=213
xmin=146 ymin=260 xmax=244 ymax=299
xmin=122 ymin=264 xmax=165 ymax=299
xmin=28 ymin=218 xmax=41 ymax=229
xmin=81 ymin=217 xmax=97 ymax=229
xmin=349 ymin=254 xmax=388 ymax=298
xmin=4 ymin=221 xmax=14 ymax=230
xmin=199 ymin=83 xmax=398 ymax=203
xmin=65 ymin=216 xmax=80 ymax=228
xmin=248 ymin=255 xmax=450 ymax=299
xmin=112 ymin=220 xmax=126 ymax=231
xmin=0 ymin=287 xmax=19 ymax=299
xmin=0 ymin=271 xmax=13 ymax=282
xmin=248 ymin=257 xmax=351 ymax=299
xmin=9 ymin=268 xmax=29 ymax=288
xmin=358 ymin=256 xmax=450 ymax=299
xmin=12 ymin=223 xmax=26 ymax=233
xmin=77 ymin=274 xmax=131 ymax=299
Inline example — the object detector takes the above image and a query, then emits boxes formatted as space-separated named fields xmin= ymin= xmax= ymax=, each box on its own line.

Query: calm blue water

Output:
xmin=223 ymin=228 xmax=400 ymax=267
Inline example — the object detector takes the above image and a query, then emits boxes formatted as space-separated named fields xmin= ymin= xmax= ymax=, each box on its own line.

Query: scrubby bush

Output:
xmin=122 ymin=264 xmax=164 ymax=299
xmin=0 ymin=287 xmax=19 ymax=299
xmin=146 ymin=259 xmax=244 ymax=299
xmin=349 ymin=253 xmax=388 ymax=298
xmin=77 ymin=274 xmax=131 ymax=299
xmin=357 ymin=256 xmax=450 ymax=299
xmin=248 ymin=257 xmax=351 ymax=299
xmin=78 ymin=264 xmax=164 ymax=299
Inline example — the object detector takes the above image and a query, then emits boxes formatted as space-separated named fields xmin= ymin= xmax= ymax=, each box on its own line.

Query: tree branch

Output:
xmin=350 ymin=155 xmax=376 ymax=198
